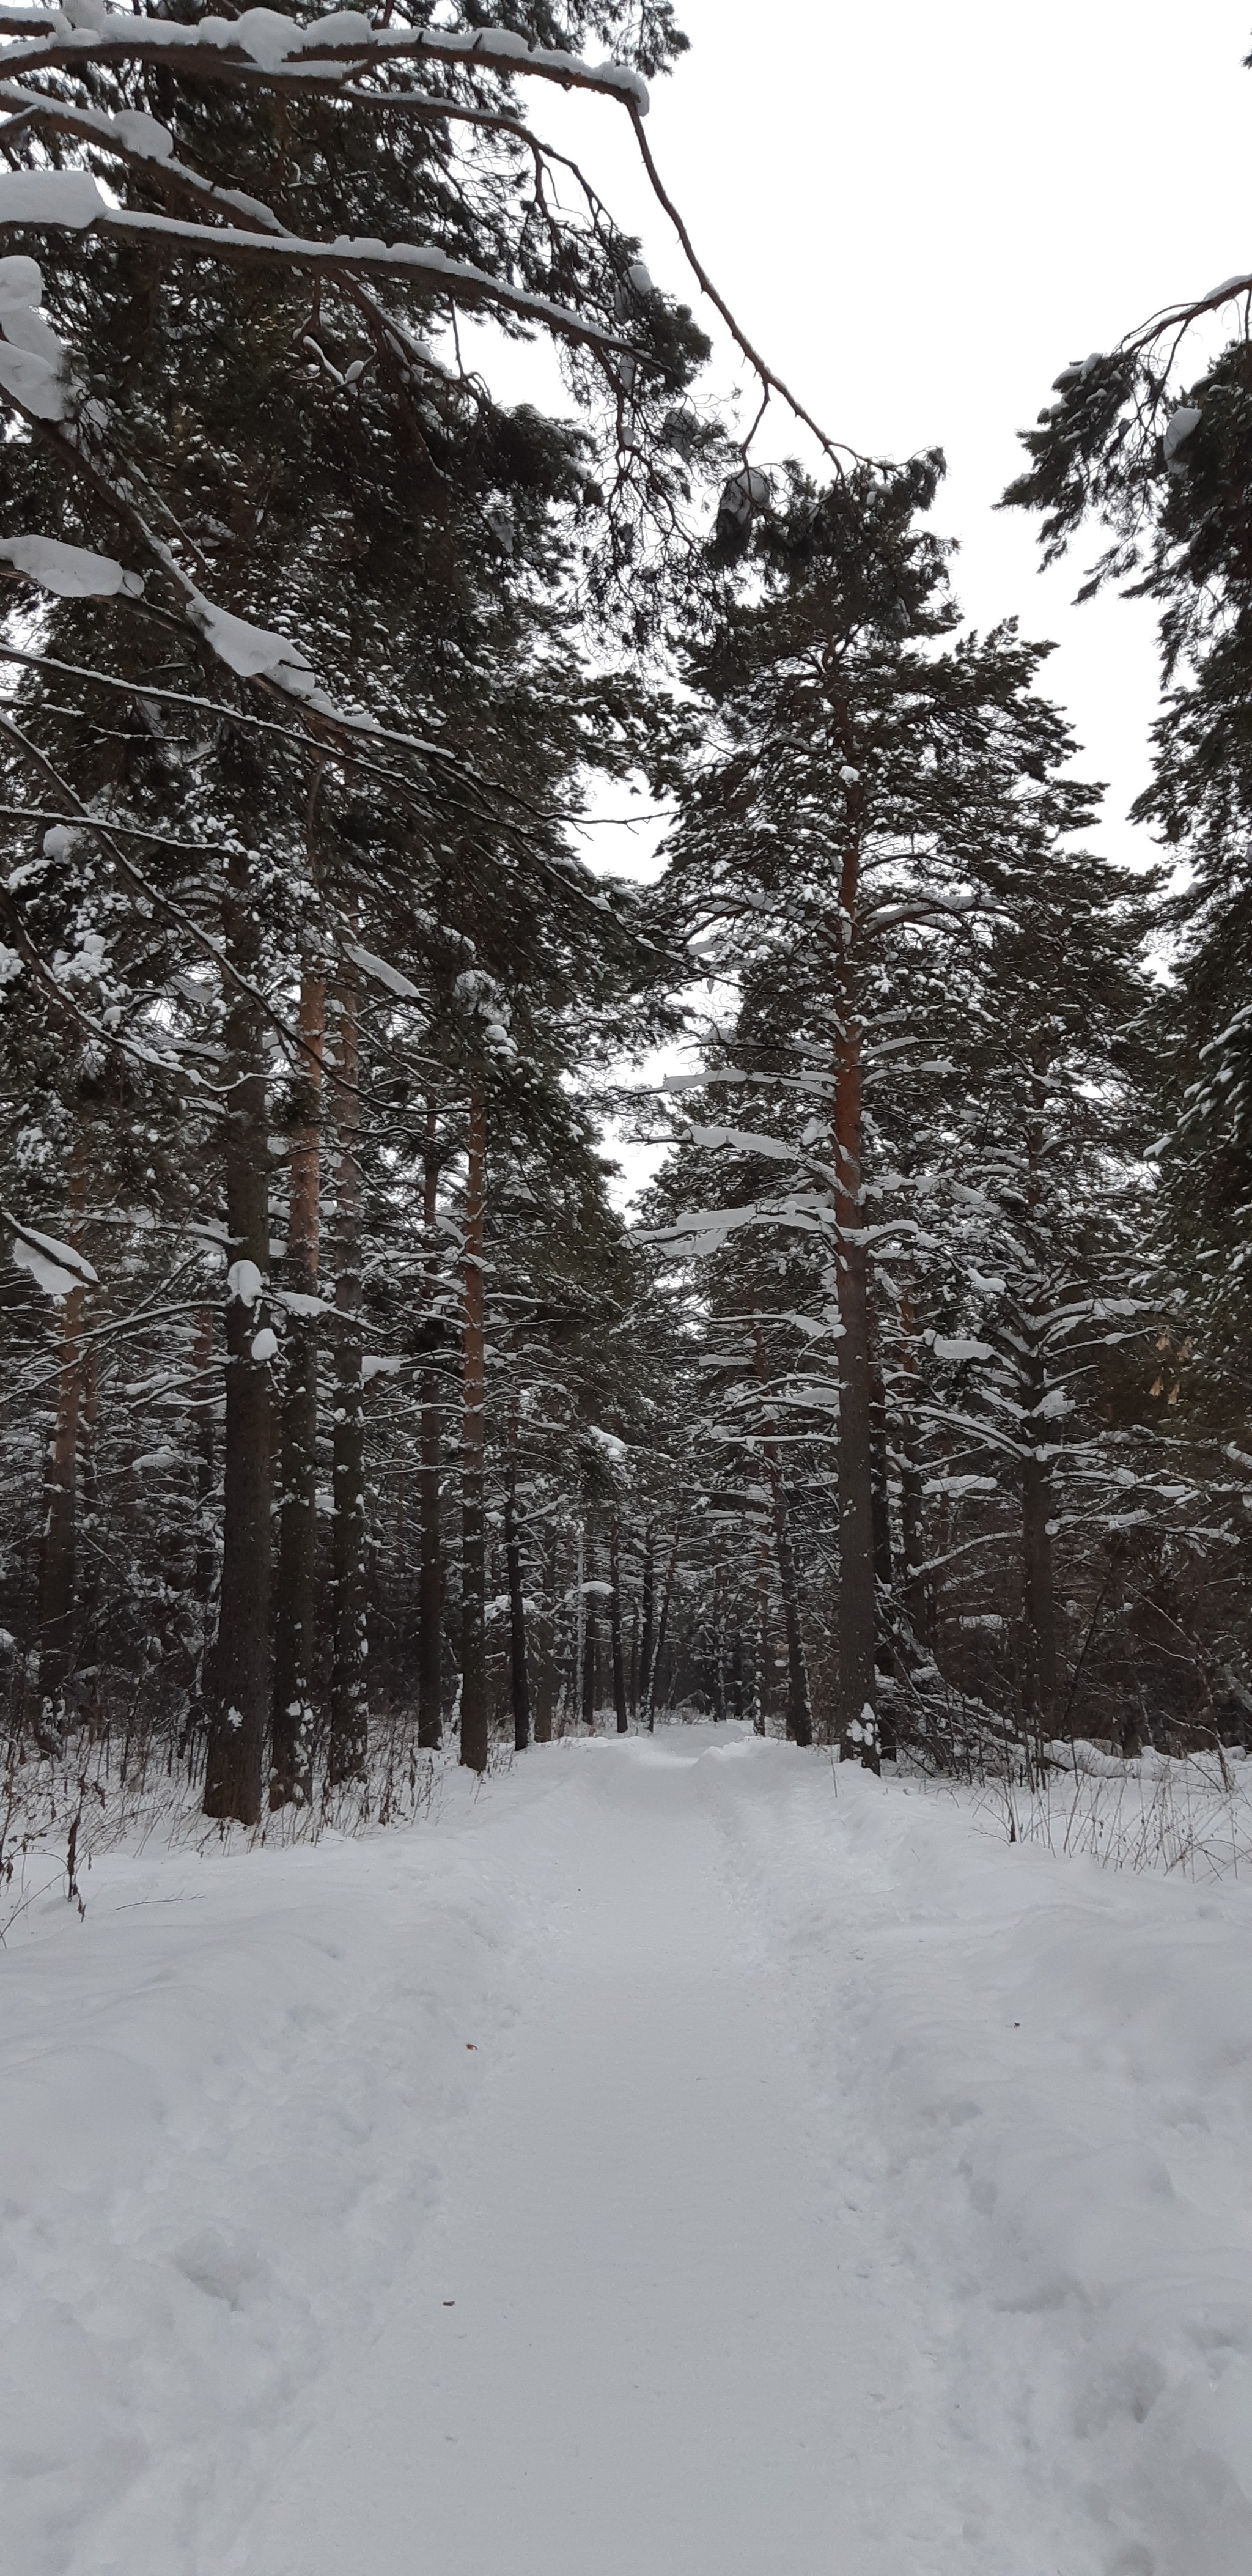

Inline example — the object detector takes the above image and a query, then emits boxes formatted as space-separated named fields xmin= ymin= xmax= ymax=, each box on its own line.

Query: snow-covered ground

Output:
xmin=3 ymin=1729 xmax=1250 ymax=2575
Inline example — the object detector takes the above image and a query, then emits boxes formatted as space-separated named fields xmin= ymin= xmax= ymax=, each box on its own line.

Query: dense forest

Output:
xmin=4 ymin=1 xmax=1252 ymax=1828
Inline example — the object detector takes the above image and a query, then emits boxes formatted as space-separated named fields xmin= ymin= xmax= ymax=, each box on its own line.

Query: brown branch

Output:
xmin=625 ymin=100 xmax=853 ymax=471
xmin=1123 ymin=276 xmax=1252 ymax=359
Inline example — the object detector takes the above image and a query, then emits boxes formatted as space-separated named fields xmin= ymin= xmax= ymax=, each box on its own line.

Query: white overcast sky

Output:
xmin=497 ymin=0 xmax=1252 ymax=871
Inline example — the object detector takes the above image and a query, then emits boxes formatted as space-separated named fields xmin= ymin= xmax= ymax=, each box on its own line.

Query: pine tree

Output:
xmin=1 ymin=3 xmax=715 ymax=1806
xmin=657 ymin=460 xmax=1115 ymax=1755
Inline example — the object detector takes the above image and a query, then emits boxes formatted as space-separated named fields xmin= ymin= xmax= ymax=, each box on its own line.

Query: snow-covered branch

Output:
xmin=0 ymin=169 xmax=639 ymax=360
xmin=860 ymin=890 xmax=1012 ymax=939
xmin=0 ymin=9 xmax=652 ymax=114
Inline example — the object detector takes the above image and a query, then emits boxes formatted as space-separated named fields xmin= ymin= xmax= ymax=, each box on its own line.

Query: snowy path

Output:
xmin=243 ymin=1736 xmax=977 ymax=2575
xmin=4 ymin=1730 xmax=1252 ymax=2576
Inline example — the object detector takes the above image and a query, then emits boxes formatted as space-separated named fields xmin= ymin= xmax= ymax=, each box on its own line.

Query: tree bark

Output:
xmin=867 ymin=1305 xmax=897 ymax=1759
xmin=76 ymin=1337 xmax=100 ymax=1712
xmin=709 ymin=1557 xmax=727 ymax=1721
xmin=768 ymin=1454 xmax=812 ymax=1747
xmin=752 ymin=1327 xmax=813 ymax=1747
xmin=418 ymin=1099 xmax=444 ymax=1750
xmin=205 ymin=843 xmax=271 ymax=1824
xmin=833 ymin=921 xmax=878 ymax=1770
xmin=730 ymin=1628 xmax=745 ymax=1722
xmin=459 ymin=1083 xmax=488 ymax=1773
xmin=1021 ymin=1086 xmax=1058 ymax=1749
xmin=1022 ymin=1367 xmax=1059 ymax=1738
xmin=504 ymin=1406 xmax=531 ymax=1753
xmin=751 ymin=1540 xmax=771 ymax=1735
xmin=638 ymin=1522 xmax=655 ymax=1725
xmin=327 ymin=956 xmax=368 ymax=1785
xmin=581 ymin=1524 xmax=598 ymax=1729
xmin=270 ymin=961 xmax=325 ymax=1807
xmin=609 ymin=1514 xmax=628 ymax=1733
xmin=640 ymin=1521 xmax=679 ymax=1733
xmin=27 ymin=1129 xmax=89 ymax=1744
xmin=534 ymin=1524 xmax=558 ymax=1744
xmin=897 ymin=1278 xmax=932 ymax=1646
xmin=178 ymin=1302 xmax=218 ymax=1762
xmin=191 ymin=1303 xmax=217 ymax=1631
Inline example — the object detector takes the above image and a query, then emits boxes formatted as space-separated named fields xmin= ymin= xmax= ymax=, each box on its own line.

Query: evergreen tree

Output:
xmin=0 ymin=1 xmax=711 ymax=1806
xmin=656 ymin=460 xmax=1114 ymax=1757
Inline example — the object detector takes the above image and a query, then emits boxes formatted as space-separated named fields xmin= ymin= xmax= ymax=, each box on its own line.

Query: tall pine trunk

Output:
xmin=751 ymin=1541 xmax=771 ymax=1734
xmin=504 ymin=1398 xmax=530 ymax=1753
xmin=191 ymin=1305 xmax=217 ymax=1604
xmin=459 ymin=1084 xmax=488 ymax=1773
xmin=205 ymin=844 xmax=271 ymax=1823
xmin=1021 ymin=1341 xmax=1059 ymax=1744
xmin=270 ymin=962 xmax=325 ymax=1807
xmin=418 ymin=1099 xmax=444 ymax=1750
xmin=1021 ymin=1085 xmax=1058 ymax=1747
xmin=641 ymin=1521 xmax=680 ymax=1731
xmin=1022 ymin=1438 xmax=1058 ymax=1725
xmin=188 ymin=1302 xmax=217 ymax=1735
xmin=897 ymin=1279 xmax=932 ymax=1645
xmin=76 ymin=1337 xmax=100 ymax=1711
xmin=638 ymin=1522 xmax=655 ymax=1724
xmin=832 ymin=880 xmax=878 ymax=1769
xmin=27 ymin=1128 xmax=88 ymax=1744
xmin=767 ymin=1452 xmax=812 ymax=1747
xmin=327 ymin=958 xmax=367 ymax=1785
xmin=709 ymin=1557 xmax=727 ymax=1721
xmin=753 ymin=1327 xmax=813 ymax=1746
xmin=609 ymin=1515 xmax=628 ymax=1733
xmin=867 ymin=1305 xmax=896 ymax=1759
xmin=534 ymin=1525 xmax=558 ymax=1744
xmin=581 ymin=1524 xmax=598 ymax=1729
xmin=730 ymin=1628 xmax=745 ymax=1722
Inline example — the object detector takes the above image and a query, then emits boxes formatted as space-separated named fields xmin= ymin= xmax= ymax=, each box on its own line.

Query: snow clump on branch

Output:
xmin=0 ymin=533 xmax=142 ymax=597
xmin=718 ymin=464 xmax=773 ymax=531
xmin=0 ymin=250 xmax=76 ymax=418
